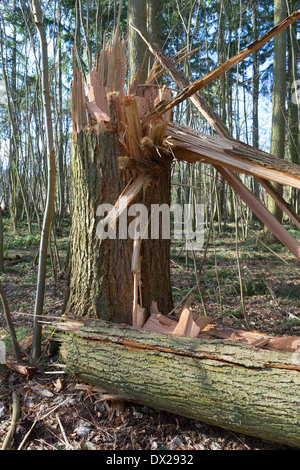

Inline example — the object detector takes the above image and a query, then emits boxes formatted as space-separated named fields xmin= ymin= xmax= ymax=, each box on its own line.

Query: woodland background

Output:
xmin=0 ymin=0 xmax=299 ymax=451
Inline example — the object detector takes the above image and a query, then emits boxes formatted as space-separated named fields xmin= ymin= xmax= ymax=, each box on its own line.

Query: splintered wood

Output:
xmin=167 ymin=123 xmax=300 ymax=190
xmin=131 ymin=21 xmax=300 ymax=260
xmin=71 ymin=49 xmax=87 ymax=137
xmin=71 ymin=32 xmax=174 ymax=327
xmin=143 ymin=304 xmax=300 ymax=355
xmin=144 ymin=306 xmax=212 ymax=338
xmin=71 ymin=19 xmax=300 ymax=333
xmin=96 ymin=32 xmax=126 ymax=96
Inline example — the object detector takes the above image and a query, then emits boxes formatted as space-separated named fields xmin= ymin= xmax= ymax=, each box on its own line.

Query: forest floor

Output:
xmin=0 ymin=216 xmax=299 ymax=450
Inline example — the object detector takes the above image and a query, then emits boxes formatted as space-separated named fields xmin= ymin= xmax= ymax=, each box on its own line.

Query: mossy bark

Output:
xmin=59 ymin=319 xmax=300 ymax=448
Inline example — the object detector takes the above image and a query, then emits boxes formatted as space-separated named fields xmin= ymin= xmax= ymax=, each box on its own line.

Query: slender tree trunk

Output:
xmin=30 ymin=0 xmax=56 ymax=360
xmin=265 ymin=0 xmax=287 ymax=242
xmin=252 ymin=1 xmax=260 ymax=199
xmin=56 ymin=0 xmax=65 ymax=226
xmin=128 ymin=0 xmax=148 ymax=83
xmin=217 ymin=0 xmax=226 ymax=222
xmin=0 ymin=207 xmax=4 ymax=273
xmin=0 ymin=280 xmax=22 ymax=362
xmin=10 ymin=6 xmax=19 ymax=232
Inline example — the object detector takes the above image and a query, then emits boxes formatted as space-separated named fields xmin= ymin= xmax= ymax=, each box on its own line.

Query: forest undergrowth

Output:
xmin=0 ymin=216 xmax=299 ymax=450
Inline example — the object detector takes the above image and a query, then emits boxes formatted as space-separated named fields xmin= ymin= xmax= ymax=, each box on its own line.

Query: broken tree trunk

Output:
xmin=56 ymin=318 xmax=300 ymax=448
xmin=167 ymin=122 xmax=300 ymax=190
xmin=66 ymin=32 xmax=174 ymax=322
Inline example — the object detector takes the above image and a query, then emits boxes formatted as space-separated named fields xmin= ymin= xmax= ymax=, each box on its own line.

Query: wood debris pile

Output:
xmin=144 ymin=301 xmax=300 ymax=355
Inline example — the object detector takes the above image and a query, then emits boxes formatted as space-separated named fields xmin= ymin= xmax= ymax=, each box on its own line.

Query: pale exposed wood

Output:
xmin=123 ymin=96 xmax=144 ymax=158
xmin=135 ymin=35 xmax=300 ymax=260
xmin=173 ymin=308 xmax=201 ymax=337
xmin=150 ymin=300 xmax=159 ymax=315
xmin=142 ymin=311 xmax=300 ymax=354
xmin=86 ymin=101 xmax=110 ymax=123
xmin=143 ymin=310 xmax=213 ymax=338
xmin=147 ymin=118 xmax=169 ymax=146
xmin=86 ymin=70 xmax=109 ymax=115
xmin=57 ymin=314 xmax=300 ymax=355
xmin=74 ymin=384 xmax=133 ymax=402
xmin=168 ymin=123 xmax=300 ymax=190
xmin=71 ymin=51 xmax=87 ymax=137
xmin=204 ymin=325 xmax=300 ymax=353
xmin=135 ymin=305 xmax=146 ymax=328
xmin=170 ymin=130 xmax=300 ymax=241
xmin=97 ymin=174 xmax=145 ymax=236
xmin=135 ymin=95 xmax=150 ymax=116
xmin=134 ymin=30 xmax=232 ymax=139
xmin=194 ymin=316 xmax=214 ymax=331
xmin=131 ymin=238 xmax=142 ymax=274
xmin=1 ymin=392 xmax=21 ymax=450
xmin=132 ymin=238 xmax=144 ymax=327
xmin=147 ymin=47 xmax=200 ymax=85
xmin=132 ymin=274 xmax=139 ymax=327
xmin=6 ymin=360 xmax=37 ymax=376
xmin=96 ymin=31 xmax=126 ymax=96
xmin=141 ymin=312 xmax=178 ymax=334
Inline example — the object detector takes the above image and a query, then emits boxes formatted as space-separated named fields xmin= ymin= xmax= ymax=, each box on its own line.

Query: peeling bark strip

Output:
xmin=57 ymin=318 xmax=300 ymax=448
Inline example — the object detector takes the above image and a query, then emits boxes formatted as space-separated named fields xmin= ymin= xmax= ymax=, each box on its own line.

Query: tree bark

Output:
xmin=66 ymin=127 xmax=173 ymax=320
xmin=58 ymin=318 xmax=300 ymax=448
xmin=65 ymin=129 xmax=134 ymax=322
xmin=252 ymin=1 xmax=260 ymax=200
xmin=30 ymin=0 xmax=56 ymax=360
xmin=147 ymin=0 xmax=162 ymax=47
xmin=128 ymin=0 xmax=148 ymax=83
xmin=265 ymin=0 xmax=287 ymax=242
xmin=287 ymin=0 xmax=299 ymax=213
xmin=65 ymin=33 xmax=173 ymax=322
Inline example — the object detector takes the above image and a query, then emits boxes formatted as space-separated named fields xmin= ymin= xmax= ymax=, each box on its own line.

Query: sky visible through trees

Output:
xmin=0 ymin=0 xmax=299 ymax=221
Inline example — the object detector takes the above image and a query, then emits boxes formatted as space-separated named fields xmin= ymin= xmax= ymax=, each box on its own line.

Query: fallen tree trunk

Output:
xmin=56 ymin=318 xmax=300 ymax=448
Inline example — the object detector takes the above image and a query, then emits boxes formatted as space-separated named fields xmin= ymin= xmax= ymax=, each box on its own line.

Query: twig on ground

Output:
xmin=1 ymin=391 xmax=21 ymax=450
